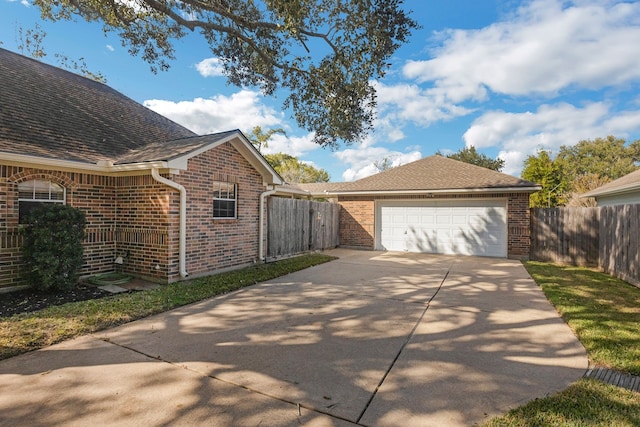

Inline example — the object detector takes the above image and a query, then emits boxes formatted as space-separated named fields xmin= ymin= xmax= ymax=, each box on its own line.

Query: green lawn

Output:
xmin=0 ymin=253 xmax=335 ymax=360
xmin=524 ymin=261 xmax=640 ymax=375
xmin=483 ymin=262 xmax=640 ymax=427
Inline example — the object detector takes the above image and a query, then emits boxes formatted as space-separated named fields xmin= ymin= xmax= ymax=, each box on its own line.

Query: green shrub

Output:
xmin=20 ymin=204 xmax=86 ymax=292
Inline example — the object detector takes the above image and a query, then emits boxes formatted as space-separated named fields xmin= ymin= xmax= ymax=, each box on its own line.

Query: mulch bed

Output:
xmin=0 ymin=284 xmax=113 ymax=318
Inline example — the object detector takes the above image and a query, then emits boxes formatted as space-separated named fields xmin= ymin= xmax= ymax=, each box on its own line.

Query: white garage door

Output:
xmin=377 ymin=199 xmax=507 ymax=257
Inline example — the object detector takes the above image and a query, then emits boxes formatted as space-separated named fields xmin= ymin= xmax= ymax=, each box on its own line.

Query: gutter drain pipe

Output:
xmin=259 ymin=188 xmax=277 ymax=262
xmin=151 ymin=168 xmax=188 ymax=278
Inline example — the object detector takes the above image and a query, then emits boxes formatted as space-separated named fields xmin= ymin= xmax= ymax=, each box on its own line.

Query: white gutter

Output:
xmin=151 ymin=168 xmax=188 ymax=278
xmin=259 ymin=188 xmax=277 ymax=262
xmin=308 ymin=186 xmax=542 ymax=197
xmin=0 ymin=151 xmax=171 ymax=174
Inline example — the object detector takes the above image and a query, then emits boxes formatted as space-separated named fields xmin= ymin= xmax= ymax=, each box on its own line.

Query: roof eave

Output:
xmin=0 ymin=151 xmax=171 ymax=175
xmin=582 ymin=184 xmax=640 ymax=199
xmin=317 ymin=186 xmax=542 ymax=197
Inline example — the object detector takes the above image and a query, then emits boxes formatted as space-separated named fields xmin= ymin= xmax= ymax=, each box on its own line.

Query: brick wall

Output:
xmin=0 ymin=165 xmax=118 ymax=290
xmin=507 ymin=192 xmax=532 ymax=259
xmin=173 ymin=141 xmax=264 ymax=280
xmin=0 ymin=140 xmax=271 ymax=290
xmin=338 ymin=197 xmax=375 ymax=249
xmin=337 ymin=192 xmax=533 ymax=258
xmin=114 ymin=174 xmax=172 ymax=282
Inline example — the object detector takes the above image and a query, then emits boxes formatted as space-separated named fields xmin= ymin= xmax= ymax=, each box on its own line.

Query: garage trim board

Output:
xmin=375 ymin=199 xmax=508 ymax=257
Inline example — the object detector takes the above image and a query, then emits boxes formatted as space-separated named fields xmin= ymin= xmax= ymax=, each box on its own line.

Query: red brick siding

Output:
xmin=337 ymin=192 xmax=532 ymax=258
xmin=338 ymin=198 xmax=375 ymax=249
xmin=507 ymin=193 xmax=532 ymax=259
xmin=114 ymin=175 xmax=173 ymax=282
xmin=0 ymin=165 xmax=118 ymax=290
xmin=0 ymin=141 xmax=269 ymax=290
xmin=172 ymin=141 xmax=263 ymax=280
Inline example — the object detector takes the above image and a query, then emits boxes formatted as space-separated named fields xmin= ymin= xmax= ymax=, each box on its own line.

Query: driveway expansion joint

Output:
xmin=98 ymin=337 xmax=361 ymax=424
xmin=355 ymin=267 xmax=451 ymax=424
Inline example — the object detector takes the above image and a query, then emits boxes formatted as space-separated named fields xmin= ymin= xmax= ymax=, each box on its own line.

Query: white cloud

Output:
xmin=403 ymin=1 xmax=640 ymax=100
xmin=144 ymin=89 xmax=323 ymax=159
xmin=106 ymin=45 xmax=115 ymax=52
xmin=144 ymin=90 xmax=283 ymax=135
xmin=262 ymin=132 xmax=320 ymax=157
xmin=335 ymin=146 xmax=422 ymax=181
xmin=374 ymin=81 xmax=473 ymax=130
xmin=464 ymin=102 xmax=640 ymax=175
xmin=195 ymin=58 xmax=225 ymax=78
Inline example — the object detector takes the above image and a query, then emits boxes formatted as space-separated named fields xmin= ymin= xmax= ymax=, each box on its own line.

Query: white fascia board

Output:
xmin=167 ymin=131 xmax=283 ymax=186
xmin=273 ymin=186 xmax=311 ymax=197
xmin=583 ymin=183 xmax=640 ymax=198
xmin=229 ymin=134 xmax=284 ymax=185
xmin=0 ymin=152 xmax=170 ymax=174
xmin=320 ymin=186 xmax=542 ymax=197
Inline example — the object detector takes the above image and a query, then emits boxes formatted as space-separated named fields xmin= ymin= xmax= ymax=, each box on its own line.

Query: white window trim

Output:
xmin=212 ymin=181 xmax=237 ymax=219
xmin=17 ymin=180 xmax=66 ymax=223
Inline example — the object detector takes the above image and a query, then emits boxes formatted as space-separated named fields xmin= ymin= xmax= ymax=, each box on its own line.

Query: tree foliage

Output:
xmin=555 ymin=136 xmax=640 ymax=181
xmin=445 ymin=146 xmax=504 ymax=171
xmin=33 ymin=0 xmax=418 ymax=147
xmin=264 ymin=153 xmax=329 ymax=183
xmin=565 ymin=173 xmax=611 ymax=207
xmin=247 ymin=125 xmax=286 ymax=153
xmin=373 ymin=156 xmax=396 ymax=172
xmin=521 ymin=136 xmax=640 ymax=207
xmin=522 ymin=149 xmax=568 ymax=208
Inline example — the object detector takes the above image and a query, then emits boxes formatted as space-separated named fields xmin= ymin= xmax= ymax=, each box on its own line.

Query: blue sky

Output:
xmin=2 ymin=0 xmax=640 ymax=181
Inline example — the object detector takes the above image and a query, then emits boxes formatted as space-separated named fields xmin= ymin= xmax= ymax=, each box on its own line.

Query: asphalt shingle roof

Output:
xmin=583 ymin=168 xmax=640 ymax=198
xmin=0 ymin=48 xmax=197 ymax=165
xmin=294 ymin=155 xmax=539 ymax=194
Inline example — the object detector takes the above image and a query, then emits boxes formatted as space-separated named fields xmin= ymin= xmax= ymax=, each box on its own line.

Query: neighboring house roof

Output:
xmin=293 ymin=155 xmax=540 ymax=196
xmin=582 ymin=168 xmax=640 ymax=198
xmin=0 ymin=48 xmax=282 ymax=185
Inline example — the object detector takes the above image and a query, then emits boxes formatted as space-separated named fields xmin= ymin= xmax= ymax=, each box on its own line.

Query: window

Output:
xmin=212 ymin=181 xmax=237 ymax=219
xmin=18 ymin=180 xmax=65 ymax=223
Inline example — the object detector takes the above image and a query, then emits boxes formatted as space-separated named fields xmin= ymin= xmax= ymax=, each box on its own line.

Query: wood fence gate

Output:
xmin=267 ymin=197 xmax=340 ymax=259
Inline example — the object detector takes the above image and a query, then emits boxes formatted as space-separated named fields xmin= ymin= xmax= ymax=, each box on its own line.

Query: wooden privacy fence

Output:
xmin=530 ymin=205 xmax=640 ymax=286
xmin=530 ymin=207 xmax=600 ymax=266
xmin=600 ymin=204 xmax=640 ymax=286
xmin=267 ymin=197 xmax=340 ymax=259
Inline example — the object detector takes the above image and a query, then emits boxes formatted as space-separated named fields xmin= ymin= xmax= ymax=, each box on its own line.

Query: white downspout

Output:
xmin=259 ymin=188 xmax=277 ymax=262
xmin=151 ymin=168 xmax=188 ymax=278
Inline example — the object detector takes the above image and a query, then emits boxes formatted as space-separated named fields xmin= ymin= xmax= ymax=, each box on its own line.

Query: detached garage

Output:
xmin=296 ymin=156 xmax=540 ymax=259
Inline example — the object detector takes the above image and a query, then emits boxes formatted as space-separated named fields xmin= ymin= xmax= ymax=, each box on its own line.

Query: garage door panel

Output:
xmin=378 ymin=200 xmax=507 ymax=257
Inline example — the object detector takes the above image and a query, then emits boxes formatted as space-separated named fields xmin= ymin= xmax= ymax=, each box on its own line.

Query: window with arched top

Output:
xmin=17 ymin=179 xmax=66 ymax=223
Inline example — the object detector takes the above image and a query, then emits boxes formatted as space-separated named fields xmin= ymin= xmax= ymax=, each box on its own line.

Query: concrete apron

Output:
xmin=0 ymin=249 xmax=588 ymax=427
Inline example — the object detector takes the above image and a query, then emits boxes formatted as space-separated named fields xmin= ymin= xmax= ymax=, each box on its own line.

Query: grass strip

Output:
xmin=0 ymin=253 xmax=335 ymax=361
xmin=524 ymin=261 xmax=640 ymax=375
xmin=483 ymin=378 xmax=640 ymax=427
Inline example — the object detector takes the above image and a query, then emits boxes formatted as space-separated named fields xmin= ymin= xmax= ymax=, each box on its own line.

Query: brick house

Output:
xmin=0 ymin=48 xmax=284 ymax=291
xmin=295 ymin=156 xmax=540 ymax=259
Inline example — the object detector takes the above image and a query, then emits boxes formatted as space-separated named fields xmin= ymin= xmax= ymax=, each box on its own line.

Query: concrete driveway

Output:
xmin=0 ymin=249 xmax=588 ymax=426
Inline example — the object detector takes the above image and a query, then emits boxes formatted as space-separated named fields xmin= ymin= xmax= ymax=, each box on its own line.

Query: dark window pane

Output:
xmin=213 ymin=199 xmax=236 ymax=218
xmin=19 ymin=201 xmax=47 ymax=224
